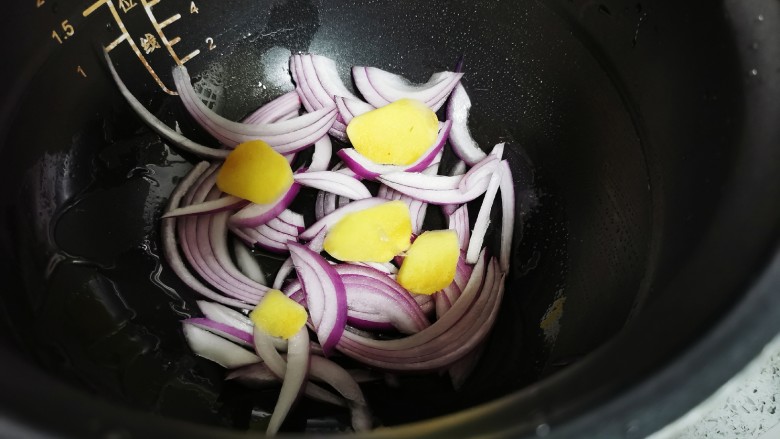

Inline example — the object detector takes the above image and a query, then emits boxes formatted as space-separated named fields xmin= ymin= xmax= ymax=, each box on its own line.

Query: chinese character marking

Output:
xmin=140 ymin=33 xmax=161 ymax=54
xmin=118 ymin=0 xmax=137 ymax=13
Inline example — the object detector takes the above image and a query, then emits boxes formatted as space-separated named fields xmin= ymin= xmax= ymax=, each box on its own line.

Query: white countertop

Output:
xmin=651 ymin=335 xmax=780 ymax=439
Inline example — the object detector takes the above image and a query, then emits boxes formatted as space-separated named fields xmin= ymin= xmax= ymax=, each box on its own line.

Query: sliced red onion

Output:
xmin=434 ymin=257 xmax=467 ymax=318
xmin=288 ymin=242 xmax=347 ymax=354
xmin=284 ymin=264 xmax=429 ymax=334
xmin=197 ymin=300 xmax=298 ymax=352
xmin=341 ymin=282 xmax=426 ymax=334
xmin=335 ymin=254 xmax=505 ymax=371
xmin=378 ymin=171 xmax=462 ymax=191
xmin=490 ymin=142 xmax=506 ymax=159
xmin=177 ymin=169 xmax=264 ymax=303
xmin=225 ymin=362 xmax=280 ymax=389
xmin=184 ymin=317 xmax=254 ymax=346
xmin=313 ymin=163 xmax=353 ymax=220
xmin=296 ymin=54 xmax=333 ymax=110
xmin=290 ymin=55 xmax=317 ymax=111
xmin=104 ymin=52 xmax=229 ymax=160
xmin=293 ymin=171 xmax=371 ymax=200
xmin=308 ymin=356 xmax=372 ymax=432
xmin=350 ymin=262 xmax=398 ymax=275
xmin=291 ymin=54 xmax=357 ymax=141
xmin=334 ymin=162 xmax=357 ymax=177
xmin=309 ymin=54 xmax=359 ymax=102
xmin=498 ymin=160 xmax=515 ymax=272
xmin=376 ymin=184 xmax=390 ymax=200
xmin=197 ymin=300 xmax=252 ymax=333
xmin=377 ymin=153 xmax=499 ymax=204
xmin=256 ymin=222 xmax=298 ymax=243
xmin=173 ymin=66 xmax=337 ymax=152
xmin=197 ymin=303 xmax=295 ymax=352
xmin=413 ymin=156 xmax=442 ymax=233
xmin=408 ymin=199 xmax=427 ymax=235
xmin=314 ymin=190 xmax=330 ymax=221
xmin=458 ymin=154 xmax=500 ymax=190
xmin=309 ymin=135 xmax=333 ymax=172
xmin=279 ymin=109 xmax=301 ymax=121
xmin=446 ymin=83 xmax=487 ymax=166
xmin=209 ymin=211 xmax=272 ymax=294
xmin=336 ymin=252 xmax=488 ymax=357
xmin=229 ymin=222 xmax=295 ymax=254
xmin=337 ymin=120 xmax=452 ymax=179
xmin=274 ymin=225 xmax=327 ymax=290
xmin=377 ymin=174 xmax=491 ymax=205
xmin=352 ymin=66 xmax=463 ymax=111
xmin=274 ymin=261 xmax=294 ymax=291
xmin=335 ymin=96 xmax=375 ymax=124
xmin=330 ymin=127 xmax=348 ymax=143
xmin=229 ymin=360 xmax=380 ymax=411
xmin=414 ymin=293 xmax=435 ymax=316
xmin=161 ymin=165 xmax=252 ymax=309
xmin=162 ymin=195 xmax=247 ymax=219
xmin=449 ymin=342 xmax=485 ymax=390
xmin=441 ymin=160 xmax=468 ymax=217
xmin=278 ymin=209 xmax=305 ymax=232
xmin=184 ymin=203 xmax=265 ymax=301
xmin=450 ymin=160 xmax=468 ymax=176
xmin=401 ymin=167 xmax=439 ymax=231
xmin=253 ymin=326 xmax=310 ymax=435
xmin=299 ymin=197 xmax=385 ymax=240
xmin=378 ymin=154 xmax=495 ymax=193
xmin=454 ymin=254 xmax=473 ymax=291
xmin=466 ymin=164 xmax=503 ymax=263
xmin=229 ymin=184 xmax=301 ymax=228
xmin=253 ymin=328 xmax=344 ymax=409
xmin=182 ymin=215 xmax=261 ymax=302
xmin=433 ymin=289 xmax=453 ymax=319
xmin=183 ymin=323 xmax=259 ymax=368
xmin=265 ymin=217 xmax=300 ymax=238
xmin=231 ymin=349 xmax=372 ymax=431
xmin=284 ymin=152 xmax=298 ymax=166
xmin=448 ymin=205 xmax=470 ymax=251
xmin=335 ymin=265 xmax=429 ymax=330
xmin=243 ymin=91 xmax=302 ymax=125
xmin=314 ymin=170 xmax=353 ymax=219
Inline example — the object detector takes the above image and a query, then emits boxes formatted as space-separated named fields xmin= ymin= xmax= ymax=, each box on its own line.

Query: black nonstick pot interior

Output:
xmin=2 ymin=0 xmax=780 ymax=437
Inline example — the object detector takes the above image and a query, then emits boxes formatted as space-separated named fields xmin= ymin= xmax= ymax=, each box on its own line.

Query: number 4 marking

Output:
xmin=190 ymin=1 xmax=198 ymax=13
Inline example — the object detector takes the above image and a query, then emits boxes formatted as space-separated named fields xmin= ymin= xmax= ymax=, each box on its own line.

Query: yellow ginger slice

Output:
xmin=397 ymin=230 xmax=459 ymax=295
xmin=346 ymin=98 xmax=439 ymax=165
xmin=216 ymin=140 xmax=293 ymax=204
xmin=323 ymin=200 xmax=412 ymax=263
xmin=250 ymin=289 xmax=308 ymax=339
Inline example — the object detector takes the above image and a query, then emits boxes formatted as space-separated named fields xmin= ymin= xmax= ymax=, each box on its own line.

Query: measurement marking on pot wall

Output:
xmin=83 ymin=0 xmax=201 ymax=95
xmin=51 ymin=20 xmax=75 ymax=44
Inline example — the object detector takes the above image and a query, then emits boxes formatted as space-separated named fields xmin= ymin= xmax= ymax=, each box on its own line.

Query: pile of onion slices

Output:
xmin=107 ymin=51 xmax=517 ymax=435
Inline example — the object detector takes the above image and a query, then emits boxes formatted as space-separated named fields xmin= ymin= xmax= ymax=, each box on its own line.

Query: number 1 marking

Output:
xmin=76 ymin=65 xmax=87 ymax=77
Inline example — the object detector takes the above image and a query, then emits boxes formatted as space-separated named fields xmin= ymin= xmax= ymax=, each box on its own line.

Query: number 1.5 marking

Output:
xmin=51 ymin=20 xmax=75 ymax=44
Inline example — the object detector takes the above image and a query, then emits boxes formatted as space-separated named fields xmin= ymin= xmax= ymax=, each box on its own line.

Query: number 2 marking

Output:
xmin=206 ymin=37 xmax=216 ymax=50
